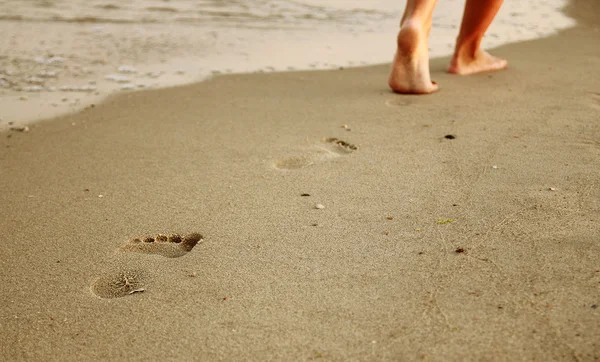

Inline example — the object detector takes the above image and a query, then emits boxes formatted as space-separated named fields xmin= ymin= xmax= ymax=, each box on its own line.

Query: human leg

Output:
xmin=388 ymin=0 xmax=439 ymax=94
xmin=448 ymin=0 xmax=507 ymax=75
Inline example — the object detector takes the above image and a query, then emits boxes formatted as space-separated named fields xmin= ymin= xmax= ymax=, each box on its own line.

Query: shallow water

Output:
xmin=0 ymin=0 xmax=575 ymax=128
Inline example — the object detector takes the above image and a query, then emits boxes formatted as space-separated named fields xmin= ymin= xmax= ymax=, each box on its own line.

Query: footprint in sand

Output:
xmin=120 ymin=232 xmax=202 ymax=258
xmin=90 ymin=269 xmax=147 ymax=299
xmin=273 ymin=137 xmax=358 ymax=170
xmin=385 ymin=98 xmax=417 ymax=107
xmin=90 ymin=232 xmax=203 ymax=299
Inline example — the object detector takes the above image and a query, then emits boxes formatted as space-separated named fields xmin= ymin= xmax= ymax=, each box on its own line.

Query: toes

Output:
xmin=447 ymin=53 xmax=508 ymax=75
xmin=182 ymin=233 xmax=203 ymax=252
xmin=122 ymin=232 xmax=202 ymax=258
xmin=495 ymin=58 xmax=508 ymax=70
xmin=167 ymin=234 xmax=182 ymax=243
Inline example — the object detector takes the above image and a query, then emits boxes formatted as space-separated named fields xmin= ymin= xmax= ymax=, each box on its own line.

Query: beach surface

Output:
xmin=1 ymin=1 xmax=600 ymax=361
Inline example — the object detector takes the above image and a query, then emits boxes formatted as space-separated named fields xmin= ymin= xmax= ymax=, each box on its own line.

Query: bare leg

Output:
xmin=448 ymin=0 xmax=507 ymax=75
xmin=388 ymin=0 xmax=439 ymax=94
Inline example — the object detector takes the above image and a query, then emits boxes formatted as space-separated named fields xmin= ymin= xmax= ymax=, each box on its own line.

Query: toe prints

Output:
xmin=321 ymin=137 xmax=358 ymax=153
xmin=273 ymin=138 xmax=357 ymax=170
xmin=120 ymin=232 xmax=203 ymax=258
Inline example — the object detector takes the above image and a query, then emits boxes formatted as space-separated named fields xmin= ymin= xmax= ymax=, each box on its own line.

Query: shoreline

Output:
xmin=0 ymin=0 xmax=575 ymax=131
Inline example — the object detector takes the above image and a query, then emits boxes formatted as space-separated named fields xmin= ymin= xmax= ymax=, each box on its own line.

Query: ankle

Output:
xmin=396 ymin=20 xmax=429 ymax=55
xmin=454 ymin=35 xmax=482 ymax=60
xmin=400 ymin=18 xmax=431 ymax=34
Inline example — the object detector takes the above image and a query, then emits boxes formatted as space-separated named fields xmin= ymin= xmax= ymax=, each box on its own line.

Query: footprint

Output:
xmin=120 ymin=232 xmax=203 ymax=258
xmin=321 ymin=137 xmax=358 ymax=153
xmin=385 ymin=98 xmax=415 ymax=107
xmin=273 ymin=137 xmax=358 ymax=170
xmin=90 ymin=232 xmax=202 ymax=299
xmin=91 ymin=269 xmax=146 ymax=299
xmin=274 ymin=155 xmax=315 ymax=170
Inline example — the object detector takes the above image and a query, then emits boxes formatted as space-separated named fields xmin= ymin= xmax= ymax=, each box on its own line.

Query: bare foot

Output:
xmin=388 ymin=21 xmax=439 ymax=95
xmin=448 ymin=49 xmax=507 ymax=75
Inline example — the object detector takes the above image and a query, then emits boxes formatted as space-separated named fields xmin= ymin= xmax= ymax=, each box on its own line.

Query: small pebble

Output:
xmin=315 ymin=204 xmax=325 ymax=209
xmin=548 ymin=187 xmax=556 ymax=191
xmin=492 ymin=165 xmax=498 ymax=169
xmin=98 ymin=194 xmax=103 ymax=198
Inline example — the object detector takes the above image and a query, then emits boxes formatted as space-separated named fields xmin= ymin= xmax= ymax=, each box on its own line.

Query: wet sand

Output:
xmin=1 ymin=1 xmax=599 ymax=361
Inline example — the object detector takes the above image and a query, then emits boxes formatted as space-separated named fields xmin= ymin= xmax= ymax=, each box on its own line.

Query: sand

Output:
xmin=1 ymin=1 xmax=599 ymax=361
